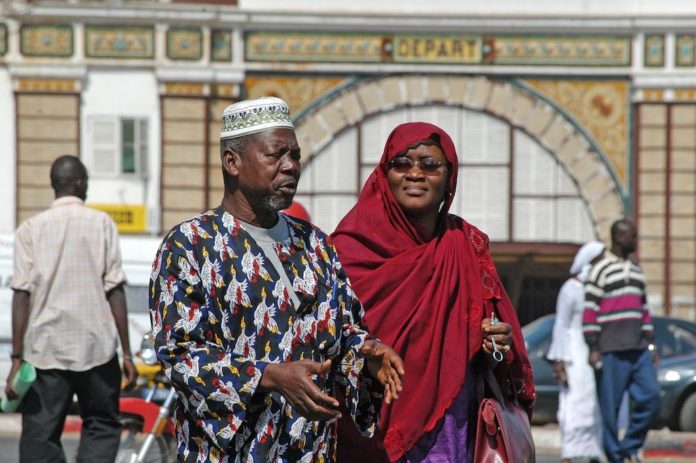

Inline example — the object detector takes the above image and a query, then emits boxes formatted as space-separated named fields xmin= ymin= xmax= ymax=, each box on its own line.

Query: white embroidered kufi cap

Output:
xmin=220 ymin=96 xmax=294 ymax=140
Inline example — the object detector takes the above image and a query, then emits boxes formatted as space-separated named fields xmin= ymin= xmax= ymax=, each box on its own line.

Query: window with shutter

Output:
xmin=87 ymin=116 xmax=149 ymax=177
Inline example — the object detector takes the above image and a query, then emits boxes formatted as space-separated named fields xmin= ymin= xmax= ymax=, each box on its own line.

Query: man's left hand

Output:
xmin=361 ymin=339 xmax=405 ymax=404
xmin=4 ymin=359 xmax=23 ymax=401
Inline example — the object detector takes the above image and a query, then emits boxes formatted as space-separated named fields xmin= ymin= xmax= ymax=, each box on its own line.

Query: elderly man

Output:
xmin=150 ymin=97 xmax=404 ymax=462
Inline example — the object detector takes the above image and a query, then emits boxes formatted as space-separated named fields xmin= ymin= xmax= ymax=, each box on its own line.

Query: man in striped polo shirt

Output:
xmin=583 ymin=219 xmax=660 ymax=463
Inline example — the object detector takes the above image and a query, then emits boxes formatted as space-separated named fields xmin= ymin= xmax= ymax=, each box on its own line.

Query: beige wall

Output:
xmin=637 ymin=103 xmax=696 ymax=317
xmin=160 ymin=95 xmax=234 ymax=233
xmin=15 ymin=92 xmax=79 ymax=224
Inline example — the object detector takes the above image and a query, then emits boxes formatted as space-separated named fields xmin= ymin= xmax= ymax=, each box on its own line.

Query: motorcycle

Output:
xmin=116 ymin=333 xmax=177 ymax=463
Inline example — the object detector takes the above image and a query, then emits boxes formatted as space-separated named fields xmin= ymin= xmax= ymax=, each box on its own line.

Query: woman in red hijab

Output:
xmin=331 ymin=122 xmax=534 ymax=462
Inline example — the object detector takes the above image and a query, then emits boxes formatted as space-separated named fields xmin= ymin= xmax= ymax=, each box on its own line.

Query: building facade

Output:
xmin=0 ymin=0 xmax=694 ymax=322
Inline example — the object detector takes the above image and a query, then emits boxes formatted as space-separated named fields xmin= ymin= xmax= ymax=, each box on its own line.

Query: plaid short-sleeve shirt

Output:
xmin=11 ymin=196 xmax=127 ymax=371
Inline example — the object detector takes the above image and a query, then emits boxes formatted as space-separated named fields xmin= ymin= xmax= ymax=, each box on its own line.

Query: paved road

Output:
xmin=0 ymin=434 xmax=565 ymax=463
xmin=0 ymin=432 xmax=691 ymax=462
xmin=0 ymin=435 xmax=78 ymax=462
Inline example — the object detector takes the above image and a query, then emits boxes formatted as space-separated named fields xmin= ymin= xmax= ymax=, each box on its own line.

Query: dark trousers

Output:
xmin=20 ymin=355 xmax=122 ymax=463
xmin=598 ymin=349 xmax=661 ymax=463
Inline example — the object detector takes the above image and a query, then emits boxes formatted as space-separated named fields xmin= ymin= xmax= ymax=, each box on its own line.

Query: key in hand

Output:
xmin=490 ymin=312 xmax=504 ymax=362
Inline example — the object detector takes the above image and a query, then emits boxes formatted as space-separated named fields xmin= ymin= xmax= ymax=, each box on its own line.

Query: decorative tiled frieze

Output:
xmin=20 ymin=24 xmax=73 ymax=57
xmin=212 ymin=83 xmax=239 ymax=97
xmin=676 ymin=35 xmax=695 ymax=67
xmin=644 ymin=34 xmax=665 ymax=67
xmin=246 ymin=31 xmax=631 ymax=66
xmin=85 ymin=26 xmax=154 ymax=59
xmin=16 ymin=78 xmax=79 ymax=93
xmin=674 ymin=88 xmax=696 ymax=100
xmin=166 ymin=28 xmax=202 ymax=61
xmin=246 ymin=32 xmax=386 ymax=62
xmin=162 ymin=82 xmax=207 ymax=96
xmin=211 ymin=30 xmax=232 ymax=62
xmin=488 ymin=36 xmax=631 ymax=66
xmin=0 ymin=24 xmax=7 ymax=56
xmin=642 ymin=88 xmax=665 ymax=101
xmin=2 ymin=24 xmax=641 ymax=68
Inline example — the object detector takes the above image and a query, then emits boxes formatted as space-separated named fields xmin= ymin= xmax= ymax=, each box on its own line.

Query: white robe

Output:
xmin=547 ymin=277 xmax=603 ymax=460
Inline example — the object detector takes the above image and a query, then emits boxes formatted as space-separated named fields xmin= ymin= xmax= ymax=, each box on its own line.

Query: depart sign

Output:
xmin=393 ymin=35 xmax=481 ymax=63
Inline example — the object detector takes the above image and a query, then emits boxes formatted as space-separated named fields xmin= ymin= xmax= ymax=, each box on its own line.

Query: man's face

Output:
xmin=237 ymin=128 xmax=301 ymax=212
xmin=616 ymin=222 xmax=638 ymax=254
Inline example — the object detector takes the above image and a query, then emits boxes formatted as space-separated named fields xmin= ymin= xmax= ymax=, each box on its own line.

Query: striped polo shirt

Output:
xmin=582 ymin=251 xmax=654 ymax=353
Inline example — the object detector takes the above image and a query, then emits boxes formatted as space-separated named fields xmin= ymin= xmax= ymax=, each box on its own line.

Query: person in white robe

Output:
xmin=547 ymin=241 xmax=606 ymax=463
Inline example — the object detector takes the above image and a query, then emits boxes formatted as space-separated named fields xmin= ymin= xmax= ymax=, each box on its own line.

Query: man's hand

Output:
xmin=361 ymin=339 xmax=405 ymax=405
xmin=553 ymin=361 xmax=568 ymax=387
xmin=122 ymin=357 xmax=138 ymax=390
xmin=588 ymin=350 xmax=602 ymax=369
xmin=4 ymin=359 xmax=23 ymax=401
xmin=649 ymin=344 xmax=660 ymax=367
xmin=261 ymin=360 xmax=342 ymax=421
xmin=652 ymin=351 xmax=660 ymax=367
xmin=481 ymin=318 xmax=514 ymax=356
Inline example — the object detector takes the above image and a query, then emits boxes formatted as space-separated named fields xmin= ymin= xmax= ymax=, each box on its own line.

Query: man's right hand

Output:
xmin=588 ymin=350 xmax=602 ymax=370
xmin=4 ymin=359 xmax=23 ymax=401
xmin=260 ymin=360 xmax=342 ymax=421
xmin=553 ymin=361 xmax=568 ymax=387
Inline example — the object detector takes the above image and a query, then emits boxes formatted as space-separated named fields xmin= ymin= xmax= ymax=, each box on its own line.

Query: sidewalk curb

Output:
xmin=533 ymin=425 xmax=696 ymax=459
xmin=643 ymin=430 xmax=696 ymax=459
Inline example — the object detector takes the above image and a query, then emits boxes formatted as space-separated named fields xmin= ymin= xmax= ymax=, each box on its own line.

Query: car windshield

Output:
xmin=522 ymin=315 xmax=554 ymax=350
xmin=654 ymin=318 xmax=696 ymax=359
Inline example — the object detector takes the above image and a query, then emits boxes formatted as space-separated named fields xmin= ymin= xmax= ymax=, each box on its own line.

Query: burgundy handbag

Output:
xmin=473 ymin=368 xmax=535 ymax=463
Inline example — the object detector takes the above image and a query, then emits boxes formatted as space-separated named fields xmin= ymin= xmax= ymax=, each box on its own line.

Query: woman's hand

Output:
xmin=480 ymin=318 xmax=514 ymax=357
xmin=361 ymin=339 xmax=405 ymax=404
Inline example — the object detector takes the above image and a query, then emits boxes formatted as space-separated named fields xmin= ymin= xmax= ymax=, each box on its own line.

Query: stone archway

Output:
xmin=293 ymin=75 xmax=626 ymax=242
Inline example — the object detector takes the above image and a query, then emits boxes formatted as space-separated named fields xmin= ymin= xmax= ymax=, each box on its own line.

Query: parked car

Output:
xmin=523 ymin=314 xmax=696 ymax=431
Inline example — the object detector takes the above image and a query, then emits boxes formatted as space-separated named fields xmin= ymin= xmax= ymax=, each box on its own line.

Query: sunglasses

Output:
xmin=387 ymin=156 xmax=449 ymax=174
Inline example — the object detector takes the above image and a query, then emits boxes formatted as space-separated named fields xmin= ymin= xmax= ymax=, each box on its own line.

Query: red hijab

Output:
xmin=332 ymin=122 xmax=534 ymax=461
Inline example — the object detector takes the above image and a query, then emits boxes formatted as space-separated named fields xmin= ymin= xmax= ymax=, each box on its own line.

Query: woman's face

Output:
xmin=387 ymin=143 xmax=450 ymax=221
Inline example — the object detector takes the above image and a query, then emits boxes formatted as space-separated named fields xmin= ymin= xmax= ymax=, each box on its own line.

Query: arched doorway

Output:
xmin=293 ymin=75 xmax=627 ymax=323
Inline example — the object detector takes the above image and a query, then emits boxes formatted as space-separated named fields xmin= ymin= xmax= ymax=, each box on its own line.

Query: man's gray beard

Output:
xmin=264 ymin=195 xmax=292 ymax=212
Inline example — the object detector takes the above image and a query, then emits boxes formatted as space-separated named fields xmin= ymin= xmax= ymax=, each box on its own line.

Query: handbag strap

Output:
xmin=483 ymin=367 xmax=506 ymax=404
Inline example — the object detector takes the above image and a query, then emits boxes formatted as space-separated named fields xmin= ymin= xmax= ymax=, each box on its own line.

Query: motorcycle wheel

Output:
xmin=116 ymin=414 xmax=176 ymax=463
